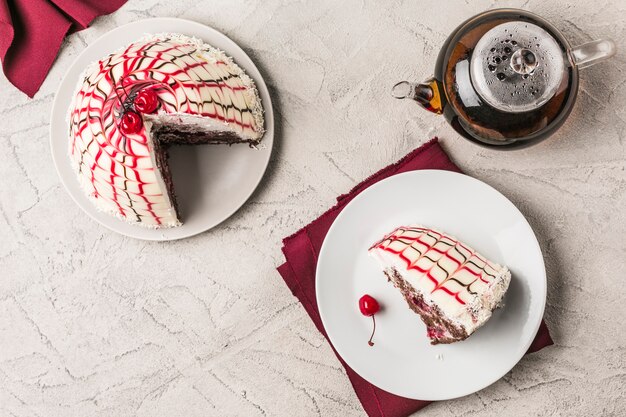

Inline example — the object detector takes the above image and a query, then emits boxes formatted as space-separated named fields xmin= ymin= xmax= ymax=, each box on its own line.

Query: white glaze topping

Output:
xmin=68 ymin=34 xmax=264 ymax=227
xmin=369 ymin=225 xmax=511 ymax=335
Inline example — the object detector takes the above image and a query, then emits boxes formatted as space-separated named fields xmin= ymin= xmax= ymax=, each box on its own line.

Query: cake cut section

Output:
xmin=369 ymin=225 xmax=511 ymax=344
xmin=68 ymin=34 xmax=264 ymax=228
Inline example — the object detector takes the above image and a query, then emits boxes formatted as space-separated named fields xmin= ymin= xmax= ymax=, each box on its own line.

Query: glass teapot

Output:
xmin=393 ymin=9 xmax=616 ymax=148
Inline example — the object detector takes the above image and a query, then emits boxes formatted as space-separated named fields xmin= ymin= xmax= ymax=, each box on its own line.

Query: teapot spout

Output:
xmin=391 ymin=79 xmax=443 ymax=114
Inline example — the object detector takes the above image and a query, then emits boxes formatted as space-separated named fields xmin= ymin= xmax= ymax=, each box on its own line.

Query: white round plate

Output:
xmin=316 ymin=170 xmax=546 ymax=400
xmin=50 ymin=18 xmax=274 ymax=240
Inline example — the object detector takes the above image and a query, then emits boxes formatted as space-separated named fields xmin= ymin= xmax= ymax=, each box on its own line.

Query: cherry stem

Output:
xmin=368 ymin=315 xmax=376 ymax=346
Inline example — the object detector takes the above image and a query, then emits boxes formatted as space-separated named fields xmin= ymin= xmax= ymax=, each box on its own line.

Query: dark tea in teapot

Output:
xmin=393 ymin=9 xmax=616 ymax=149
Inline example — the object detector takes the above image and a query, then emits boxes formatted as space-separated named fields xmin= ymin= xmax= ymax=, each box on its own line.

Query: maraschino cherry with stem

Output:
xmin=134 ymin=89 xmax=159 ymax=114
xmin=119 ymin=110 xmax=143 ymax=135
xmin=359 ymin=294 xmax=380 ymax=346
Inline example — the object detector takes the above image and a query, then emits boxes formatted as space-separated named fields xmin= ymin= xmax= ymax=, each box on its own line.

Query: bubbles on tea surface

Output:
xmin=470 ymin=21 xmax=565 ymax=113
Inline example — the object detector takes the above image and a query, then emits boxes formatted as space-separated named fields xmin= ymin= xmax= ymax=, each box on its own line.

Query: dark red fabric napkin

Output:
xmin=277 ymin=138 xmax=553 ymax=417
xmin=0 ymin=0 xmax=127 ymax=97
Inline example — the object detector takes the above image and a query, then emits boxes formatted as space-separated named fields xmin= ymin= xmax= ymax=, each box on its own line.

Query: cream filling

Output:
xmin=146 ymin=113 xmax=247 ymax=139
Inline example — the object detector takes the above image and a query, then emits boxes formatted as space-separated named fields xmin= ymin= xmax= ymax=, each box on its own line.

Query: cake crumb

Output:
xmin=435 ymin=353 xmax=444 ymax=361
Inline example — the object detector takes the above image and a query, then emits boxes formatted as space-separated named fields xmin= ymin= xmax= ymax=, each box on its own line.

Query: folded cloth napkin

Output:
xmin=0 ymin=0 xmax=127 ymax=97
xmin=278 ymin=138 xmax=553 ymax=417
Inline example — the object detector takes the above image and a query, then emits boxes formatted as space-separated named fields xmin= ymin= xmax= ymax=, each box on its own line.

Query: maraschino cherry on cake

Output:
xmin=68 ymin=33 xmax=264 ymax=228
xmin=369 ymin=225 xmax=511 ymax=344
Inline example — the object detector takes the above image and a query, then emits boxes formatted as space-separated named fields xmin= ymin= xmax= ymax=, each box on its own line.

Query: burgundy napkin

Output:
xmin=0 ymin=0 xmax=127 ymax=97
xmin=277 ymin=138 xmax=553 ymax=417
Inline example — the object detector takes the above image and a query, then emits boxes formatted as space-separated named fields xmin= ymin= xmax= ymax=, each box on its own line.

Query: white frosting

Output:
xmin=68 ymin=34 xmax=264 ymax=228
xmin=369 ymin=225 xmax=511 ymax=335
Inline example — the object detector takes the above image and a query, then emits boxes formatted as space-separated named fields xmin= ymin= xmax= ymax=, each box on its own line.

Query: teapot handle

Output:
xmin=569 ymin=39 xmax=616 ymax=69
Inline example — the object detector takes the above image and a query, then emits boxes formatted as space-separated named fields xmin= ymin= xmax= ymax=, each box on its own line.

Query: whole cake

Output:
xmin=369 ymin=225 xmax=511 ymax=344
xmin=68 ymin=34 xmax=264 ymax=228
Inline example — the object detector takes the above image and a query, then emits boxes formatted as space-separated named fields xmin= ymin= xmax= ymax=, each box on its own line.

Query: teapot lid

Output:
xmin=470 ymin=21 xmax=565 ymax=113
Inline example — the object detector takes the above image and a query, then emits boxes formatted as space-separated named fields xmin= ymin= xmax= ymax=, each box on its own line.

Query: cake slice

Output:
xmin=369 ymin=225 xmax=511 ymax=344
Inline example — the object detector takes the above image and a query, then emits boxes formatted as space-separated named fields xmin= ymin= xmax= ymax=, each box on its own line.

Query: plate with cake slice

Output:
xmin=50 ymin=18 xmax=273 ymax=240
xmin=316 ymin=169 xmax=546 ymax=400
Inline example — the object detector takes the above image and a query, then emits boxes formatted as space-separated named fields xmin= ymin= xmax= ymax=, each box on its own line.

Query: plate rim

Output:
xmin=315 ymin=169 xmax=547 ymax=400
xmin=49 ymin=17 xmax=274 ymax=241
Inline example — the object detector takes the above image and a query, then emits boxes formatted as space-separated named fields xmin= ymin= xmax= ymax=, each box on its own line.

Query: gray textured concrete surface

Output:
xmin=1 ymin=0 xmax=625 ymax=416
